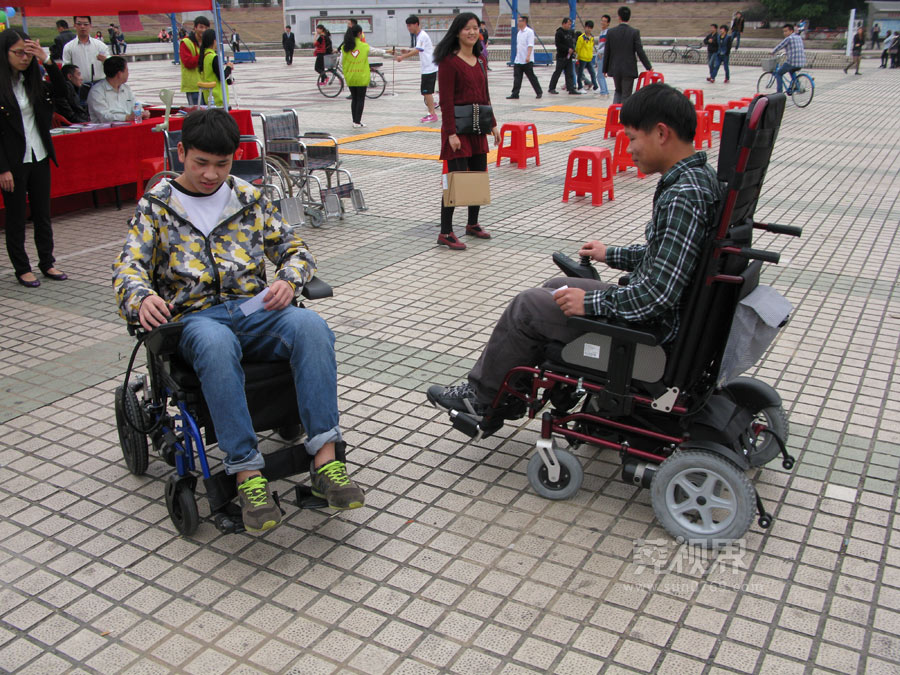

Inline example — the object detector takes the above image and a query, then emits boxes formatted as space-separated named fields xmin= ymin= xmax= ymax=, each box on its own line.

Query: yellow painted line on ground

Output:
xmin=327 ymin=108 xmax=611 ymax=161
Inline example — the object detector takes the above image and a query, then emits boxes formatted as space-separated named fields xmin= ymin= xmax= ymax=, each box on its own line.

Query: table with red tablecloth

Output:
xmin=0 ymin=108 xmax=254 ymax=223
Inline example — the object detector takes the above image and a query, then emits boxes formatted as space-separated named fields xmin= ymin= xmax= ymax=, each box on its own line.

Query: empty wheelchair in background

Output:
xmin=145 ymin=129 xmax=295 ymax=212
xmin=256 ymin=109 xmax=366 ymax=226
xmin=443 ymin=94 xmax=802 ymax=547
xmin=114 ymin=278 xmax=343 ymax=537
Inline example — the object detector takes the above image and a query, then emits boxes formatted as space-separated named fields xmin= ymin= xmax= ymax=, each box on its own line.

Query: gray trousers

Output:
xmin=468 ymin=277 xmax=613 ymax=404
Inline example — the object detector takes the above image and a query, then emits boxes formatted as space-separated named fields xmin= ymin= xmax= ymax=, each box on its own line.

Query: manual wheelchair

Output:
xmin=443 ymin=93 xmax=802 ymax=547
xmin=114 ymin=277 xmax=343 ymax=537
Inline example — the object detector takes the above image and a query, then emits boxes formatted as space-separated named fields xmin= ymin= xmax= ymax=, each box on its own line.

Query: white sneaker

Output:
xmin=353 ymin=122 xmax=367 ymax=128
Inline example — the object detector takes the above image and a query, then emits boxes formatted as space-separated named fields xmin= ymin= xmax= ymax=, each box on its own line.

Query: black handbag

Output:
xmin=454 ymin=103 xmax=493 ymax=135
xmin=453 ymin=58 xmax=492 ymax=135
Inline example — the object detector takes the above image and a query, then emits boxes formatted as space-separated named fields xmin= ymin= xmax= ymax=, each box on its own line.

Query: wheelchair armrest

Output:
xmin=567 ymin=316 xmax=660 ymax=346
xmin=142 ymin=322 xmax=186 ymax=357
xmin=301 ymin=276 xmax=333 ymax=300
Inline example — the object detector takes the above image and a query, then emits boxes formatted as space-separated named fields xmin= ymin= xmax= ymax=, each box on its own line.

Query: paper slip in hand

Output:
xmin=552 ymin=285 xmax=569 ymax=296
xmin=239 ymin=287 xmax=270 ymax=316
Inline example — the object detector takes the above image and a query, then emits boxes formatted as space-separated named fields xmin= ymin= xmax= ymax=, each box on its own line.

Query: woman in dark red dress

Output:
xmin=433 ymin=13 xmax=500 ymax=250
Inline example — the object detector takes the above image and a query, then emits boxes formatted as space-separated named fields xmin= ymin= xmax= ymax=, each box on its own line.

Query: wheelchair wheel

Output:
xmin=115 ymin=383 xmax=149 ymax=476
xmin=263 ymin=156 xmax=293 ymax=200
xmin=527 ymin=448 xmax=583 ymax=500
xmin=166 ymin=477 xmax=199 ymax=536
xmin=651 ymin=449 xmax=756 ymax=547
xmin=366 ymin=70 xmax=386 ymax=99
xmin=721 ymin=381 xmax=789 ymax=467
xmin=144 ymin=170 xmax=179 ymax=194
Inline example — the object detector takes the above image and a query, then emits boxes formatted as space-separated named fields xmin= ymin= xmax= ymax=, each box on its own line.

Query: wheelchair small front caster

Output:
xmin=782 ymin=456 xmax=795 ymax=470
xmin=527 ymin=441 xmax=583 ymax=500
xmin=166 ymin=475 xmax=199 ymax=536
xmin=758 ymin=515 xmax=772 ymax=529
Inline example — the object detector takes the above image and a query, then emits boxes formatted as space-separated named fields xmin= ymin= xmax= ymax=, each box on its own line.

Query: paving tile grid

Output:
xmin=0 ymin=57 xmax=898 ymax=674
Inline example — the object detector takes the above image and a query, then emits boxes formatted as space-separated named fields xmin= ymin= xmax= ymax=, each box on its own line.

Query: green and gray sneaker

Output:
xmin=311 ymin=460 xmax=365 ymax=510
xmin=237 ymin=475 xmax=282 ymax=532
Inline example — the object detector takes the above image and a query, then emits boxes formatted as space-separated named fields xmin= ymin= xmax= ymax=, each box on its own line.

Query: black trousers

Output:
xmin=314 ymin=54 xmax=325 ymax=80
xmin=612 ymin=75 xmax=636 ymax=104
xmin=1 ymin=158 xmax=55 ymax=276
xmin=285 ymin=48 xmax=294 ymax=65
xmin=511 ymin=63 xmax=542 ymax=96
xmin=349 ymin=86 xmax=367 ymax=123
xmin=549 ymin=55 xmax=575 ymax=91
xmin=441 ymin=154 xmax=487 ymax=234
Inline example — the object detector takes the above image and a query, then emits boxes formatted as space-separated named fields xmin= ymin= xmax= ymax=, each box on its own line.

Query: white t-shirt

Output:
xmin=62 ymin=37 xmax=110 ymax=83
xmin=416 ymin=30 xmax=438 ymax=74
xmin=171 ymin=181 xmax=233 ymax=238
xmin=515 ymin=26 xmax=536 ymax=64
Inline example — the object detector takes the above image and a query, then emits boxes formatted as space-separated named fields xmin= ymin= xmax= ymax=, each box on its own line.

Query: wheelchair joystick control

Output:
xmin=579 ymin=255 xmax=593 ymax=268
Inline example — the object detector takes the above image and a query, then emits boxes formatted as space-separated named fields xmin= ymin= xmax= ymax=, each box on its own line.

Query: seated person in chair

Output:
xmin=112 ymin=108 xmax=364 ymax=532
xmin=428 ymin=84 xmax=724 ymax=418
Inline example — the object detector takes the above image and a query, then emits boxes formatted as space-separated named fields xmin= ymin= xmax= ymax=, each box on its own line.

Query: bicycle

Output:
xmin=316 ymin=55 xmax=386 ymax=99
xmin=757 ymin=56 xmax=814 ymax=107
xmin=661 ymin=39 xmax=702 ymax=64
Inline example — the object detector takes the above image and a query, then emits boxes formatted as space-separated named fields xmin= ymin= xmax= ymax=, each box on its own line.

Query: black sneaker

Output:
xmin=310 ymin=460 xmax=365 ymax=510
xmin=237 ymin=475 xmax=282 ymax=532
xmin=426 ymin=382 xmax=486 ymax=419
xmin=506 ymin=94 xmax=519 ymax=99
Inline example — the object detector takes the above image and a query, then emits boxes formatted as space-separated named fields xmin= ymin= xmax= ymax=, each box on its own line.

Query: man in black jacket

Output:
xmin=548 ymin=17 xmax=580 ymax=95
xmin=282 ymin=26 xmax=296 ymax=65
xmin=50 ymin=20 xmax=75 ymax=62
xmin=602 ymin=6 xmax=652 ymax=104
xmin=54 ymin=64 xmax=90 ymax=123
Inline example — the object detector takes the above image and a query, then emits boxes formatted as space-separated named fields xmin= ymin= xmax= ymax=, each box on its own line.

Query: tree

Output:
xmin=759 ymin=0 xmax=866 ymax=28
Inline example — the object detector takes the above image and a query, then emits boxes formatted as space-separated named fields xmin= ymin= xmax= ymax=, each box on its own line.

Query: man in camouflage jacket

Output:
xmin=112 ymin=109 xmax=364 ymax=532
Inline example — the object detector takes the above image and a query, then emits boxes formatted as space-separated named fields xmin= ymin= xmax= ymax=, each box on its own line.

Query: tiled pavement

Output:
xmin=1 ymin=56 xmax=899 ymax=674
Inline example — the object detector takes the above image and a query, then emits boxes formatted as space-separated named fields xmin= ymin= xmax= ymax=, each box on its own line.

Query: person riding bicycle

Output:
xmin=771 ymin=23 xmax=805 ymax=93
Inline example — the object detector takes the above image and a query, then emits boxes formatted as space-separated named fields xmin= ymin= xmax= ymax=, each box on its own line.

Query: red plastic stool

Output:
xmin=136 ymin=157 xmax=166 ymax=196
xmin=636 ymin=70 xmax=665 ymax=90
xmin=683 ymin=88 xmax=704 ymax=110
xmin=604 ymin=104 xmax=623 ymax=139
xmin=562 ymin=146 xmax=614 ymax=206
xmin=496 ymin=122 xmax=540 ymax=169
xmin=694 ymin=110 xmax=712 ymax=149
xmin=612 ymin=130 xmax=646 ymax=179
xmin=727 ymin=100 xmax=748 ymax=109
xmin=705 ymin=103 xmax=727 ymax=134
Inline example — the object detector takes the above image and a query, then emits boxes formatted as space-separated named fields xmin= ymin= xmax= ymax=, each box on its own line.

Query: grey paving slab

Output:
xmin=1 ymin=54 xmax=899 ymax=674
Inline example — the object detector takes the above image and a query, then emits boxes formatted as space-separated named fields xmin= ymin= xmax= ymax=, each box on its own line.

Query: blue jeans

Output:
xmin=774 ymin=63 xmax=798 ymax=92
xmin=711 ymin=53 xmax=730 ymax=80
xmin=577 ymin=60 xmax=599 ymax=90
xmin=185 ymin=91 xmax=200 ymax=105
xmin=178 ymin=301 xmax=342 ymax=474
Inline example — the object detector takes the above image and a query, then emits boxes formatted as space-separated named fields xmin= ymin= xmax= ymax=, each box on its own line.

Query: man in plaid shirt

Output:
xmin=772 ymin=24 xmax=806 ymax=93
xmin=428 ymin=84 xmax=724 ymax=419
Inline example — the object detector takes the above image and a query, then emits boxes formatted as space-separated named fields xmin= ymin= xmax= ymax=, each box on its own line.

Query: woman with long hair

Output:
xmin=433 ymin=12 xmax=500 ymax=250
xmin=198 ymin=28 xmax=226 ymax=106
xmin=0 ymin=29 xmax=68 ymax=287
xmin=313 ymin=24 xmax=332 ymax=84
xmin=341 ymin=25 xmax=384 ymax=127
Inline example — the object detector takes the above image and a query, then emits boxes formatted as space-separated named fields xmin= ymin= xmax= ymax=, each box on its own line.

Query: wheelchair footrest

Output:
xmin=294 ymin=484 xmax=329 ymax=510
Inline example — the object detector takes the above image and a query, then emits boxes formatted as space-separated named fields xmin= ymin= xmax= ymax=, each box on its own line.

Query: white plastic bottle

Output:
xmin=133 ymin=100 xmax=142 ymax=123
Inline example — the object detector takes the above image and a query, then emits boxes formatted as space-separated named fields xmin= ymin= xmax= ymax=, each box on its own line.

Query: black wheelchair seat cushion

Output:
xmin=167 ymin=357 xmax=293 ymax=391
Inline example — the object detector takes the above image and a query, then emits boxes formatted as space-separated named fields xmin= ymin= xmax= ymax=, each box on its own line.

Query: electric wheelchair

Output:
xmin=114 ymin=277 xmax=344 ymax=537
xmin=442 ymin=93 xmax=802 ymax=547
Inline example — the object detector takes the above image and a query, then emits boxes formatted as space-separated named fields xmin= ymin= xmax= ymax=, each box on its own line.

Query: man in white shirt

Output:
xmin=508 ymin=14 xmax=543 ymax=99
xmin=396 ymin=15 xmax=439 ymax=123
xmin=87 ymin=56 xmax=149 ymax=123
xmin=61 ymin=15 xmax=109 ymax=102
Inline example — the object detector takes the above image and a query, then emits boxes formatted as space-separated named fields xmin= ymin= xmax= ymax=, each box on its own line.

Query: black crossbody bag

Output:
xmin=454 ymin=58 xmax=492 ymax=135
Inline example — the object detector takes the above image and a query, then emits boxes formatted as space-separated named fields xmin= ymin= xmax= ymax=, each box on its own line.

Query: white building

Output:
xmin=283 ymin=0 xmax=484 ymax=47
